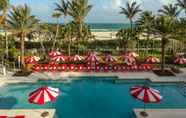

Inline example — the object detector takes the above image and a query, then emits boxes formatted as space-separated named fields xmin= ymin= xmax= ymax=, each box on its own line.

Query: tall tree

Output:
xmin=177 ymin=0 xmax=186 ymax=14
xmin=68 ymin=0 xmax=92 ymax=54
xmin=137 ymin=11 xmax=155 ymax=54
xmin=159 ymin=4 xmax=180 ymax=18
xmin=153 ymin=16 xmax=176 ymax=72
xmin=120 ymin=1 xmax=141 ymax=29
xmin=0 ymin=0 xmax=10 ymax=58
xmin=52 ymin=12 xmax=62 ymax=50
xmin=55 ymin=0 xmax=69 ymax=25
xmin=6 ymin=5 xmax=39 ymax=68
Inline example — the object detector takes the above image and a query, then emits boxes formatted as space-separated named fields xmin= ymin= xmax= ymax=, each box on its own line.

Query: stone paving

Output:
xmin=0 ymin=109 xmax=55 ymax=118
xmin=134 ymin=109 xmax=186 ymax=118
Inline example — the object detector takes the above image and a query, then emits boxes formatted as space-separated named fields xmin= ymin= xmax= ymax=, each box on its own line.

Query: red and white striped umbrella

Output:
xmin=125 ymin=52 xmax=139 ymax=58
xmin=174 ymin=57 xmax=186 ymax=64
xmin=70 ymin=55 xmax=83 ymax=62
xmin=145 ymin=56 xmax=160 ymax=63
xmin=49 ymin=51 xmax=61 ymax=57
xmin=122 ymin=56 xmax=136 ymax=65
xmin=85 ymin=53 xmax=99 ymax=62
xmin=51 ymin=55 xmax=66 ymax=62
xmin=130 ymin=86 xmax=162 ymax=103
xmin=28 ymin=86 xmax=60 ymax=105
xmin=25 ymin=56 xmax=40 ymax=64
xmin=104 ymin=54 xmax=117 ymax=63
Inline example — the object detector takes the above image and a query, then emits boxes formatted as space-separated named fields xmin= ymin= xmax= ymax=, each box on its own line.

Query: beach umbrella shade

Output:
xmin=70 ymin=55 xmax=83 ymax=62
xmin=48 ymin=51 xmax=61 ymax=57
xmin=85 ymin=53 xmax=99 ymax=62
xmin=51 ymin=55 xmax=66 ymax=62
xmin=122 ymin=56 xmax=136 ymax=66
xmin=28 ymin=86 xmax=60 ymax=105
xmin=125 ymin=52 xmax=139 ymax=58
xmin=145 ymin=56 xmax=160 ymax=63
xmin=174 ymin=57 xmax=186 ymax=64
xmin=25 ymin=56 xmax=40 ymax=64
xmin=104 ymin=54 xmax=117 ymax=63
xmin=130 ymin=86 xmax=162 ymax=116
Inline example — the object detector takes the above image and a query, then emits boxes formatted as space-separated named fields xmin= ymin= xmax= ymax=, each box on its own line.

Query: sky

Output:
xmin=10 ymin=0 xmax=179 ymax=23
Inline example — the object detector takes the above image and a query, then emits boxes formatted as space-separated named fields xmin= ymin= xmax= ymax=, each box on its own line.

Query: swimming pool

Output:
xmin=0 ymin=77 xmax=186 ymax=118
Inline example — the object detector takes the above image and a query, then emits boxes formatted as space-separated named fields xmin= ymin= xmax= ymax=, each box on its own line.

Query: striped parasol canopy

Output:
xmin=174 ymin=57 xmax=186 ymax=64
xmin=51 ymin=55 xmax=66 ymax=62
xmin=104 ymin=54 xmax=117 ymax=63
xmin=145 ymin=56 xmax=160 ymax=63
xmin=125 ymin=52 xmax=139 ymax=58
xmin=85 ymin=52 xmax=99 ymax=62
xmin=28 ymin=86 xmax=60 ymax=105
xmin=25 ymin=56 xmax=40 ymax=64
xmin=70 ymin=55 xmax=83 ymax=62
xmin=122 ymin=56 xmax=136 ymax=65
xmin=130 ymin=86 xmax=162 ymax=103
xmin=48 ymin=51 xmax=61 ymax=57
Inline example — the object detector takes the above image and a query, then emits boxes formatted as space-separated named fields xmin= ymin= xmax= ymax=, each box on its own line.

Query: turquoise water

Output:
xmin=0 ymin=78 xmax=186 ymax=118
xmin=87 ymin=23 xmax=130 ymax=32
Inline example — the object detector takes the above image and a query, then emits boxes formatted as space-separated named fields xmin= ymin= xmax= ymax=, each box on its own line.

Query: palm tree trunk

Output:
xmin=20 ymin=32 xmax=25 ymax=69
xmin=161 ymin=37 xmax=166 ymax=72
xmin=52 ymin=19 xmax=60 ymax=50
xmin=130 ymin=19 xmax=133 ymax=30
xmin=68 ymin=37 xmax=71 ymax=56
xmin=78 ymin=22 xmax=83 ymax=55
xmin=5 ymin=31 xmax=8 ymax=58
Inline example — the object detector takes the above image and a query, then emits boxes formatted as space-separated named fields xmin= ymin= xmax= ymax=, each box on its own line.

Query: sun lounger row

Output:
xmin=0 ymin=116 xmax=24 ymax=118
xmin=34 ymin=64 xmax=154 ymax=72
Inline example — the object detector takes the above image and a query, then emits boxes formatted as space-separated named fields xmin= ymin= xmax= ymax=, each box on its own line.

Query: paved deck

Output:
xmin=134 ymin=109 xmax=186 ymax=118
xmin=0 ymin=68 xmax=186 ymax=85
xmin=0 ymin=109 xmax=55 ymax=118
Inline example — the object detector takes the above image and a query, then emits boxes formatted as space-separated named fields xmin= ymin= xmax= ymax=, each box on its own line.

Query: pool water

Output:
xmin=0 ymin=78 xmax=186 ymax=118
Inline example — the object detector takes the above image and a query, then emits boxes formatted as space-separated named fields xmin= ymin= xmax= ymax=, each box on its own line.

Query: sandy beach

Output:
xmin=92 ymin=31 xmax=117 ymax=40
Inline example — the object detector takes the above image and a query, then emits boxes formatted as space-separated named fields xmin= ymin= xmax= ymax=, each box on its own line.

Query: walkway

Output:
xmin=134 ymin=109 xmax=186 ymax=118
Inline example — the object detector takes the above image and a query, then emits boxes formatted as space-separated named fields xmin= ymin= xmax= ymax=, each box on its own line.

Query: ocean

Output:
xmin=87 ymin=23 xmax=130 ymax=32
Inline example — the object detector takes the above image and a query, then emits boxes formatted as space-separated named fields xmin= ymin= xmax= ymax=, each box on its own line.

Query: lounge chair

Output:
xmin=78 ymin=64 xmax=84 ymax=72
xmin=61 ymin=64 xmax=67 ymax=71
xmin=69 ymin=64 xmax=75 ymax=71
xmin=34 ymin=64 xmax=41 ymax=72
xmin=103 ymin=64 xmax=109 ymax=72
xmin=15 ymin=116 xmax=25 ymax=118
xmin=95 ymin=65 xmax=100 ymax=72
xmin=112 ymin=65 xmax=118 ymax=72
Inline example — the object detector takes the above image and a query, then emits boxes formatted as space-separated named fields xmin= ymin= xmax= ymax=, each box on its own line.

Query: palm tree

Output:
xmin=0 ymin=0 xmax=10 ymax=58
xmin=6 ymin=5 xmax=39 ymax=68
xmin=120 ymin=1 xmax=141 ymax=29
xmin=52 ymin=12 xmax=62 ymax=50
xmin=159 ymin=4 xmax=180 ymax=18
xmin=116 ymin=28 xmax=137 ymax=53
xmin=177 ymin=0 xmax=186 ymax=14
xmin=68 ymin=0 xmax=92 ymax=54
xmin=137 ymin=11 xmax=155 ymax=54
xmin=153 ymin=16 xmax=176 ymax=72
xmin=55 ymin=0 xmax=69 ymax=25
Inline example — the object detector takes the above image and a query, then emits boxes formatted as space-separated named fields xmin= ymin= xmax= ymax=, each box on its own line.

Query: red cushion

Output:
xmin=0 ymin=116 xmax=7 ymax=118
xmin=15 ymin=116 xmax=25 ymax=118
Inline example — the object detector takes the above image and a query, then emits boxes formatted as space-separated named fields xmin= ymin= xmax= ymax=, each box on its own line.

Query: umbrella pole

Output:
xmin=140 ymin=103 xmax=148 ymax=117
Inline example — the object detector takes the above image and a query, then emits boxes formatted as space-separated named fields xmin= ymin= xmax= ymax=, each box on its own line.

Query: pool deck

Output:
xmin=134 ymin=109 xmax=186 ymax=118
xmin=0 ymin=68 xmax=186 ymax=85
xmin=0 ymin=109 xmax=56 ymax=118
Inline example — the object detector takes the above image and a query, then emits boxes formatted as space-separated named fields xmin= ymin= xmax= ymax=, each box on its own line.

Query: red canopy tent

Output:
xmin=85 ymin=53 xmax=99 ymax=70
xmin=104 ymin=54 xmax=117 ymax=63
xmin=174 ymin=57 xmax=186 ymax=64
xmin=145 ymin=56 xmax=160 ymax=63
xmin=48 ymin=51 xmax=61 ymax=57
